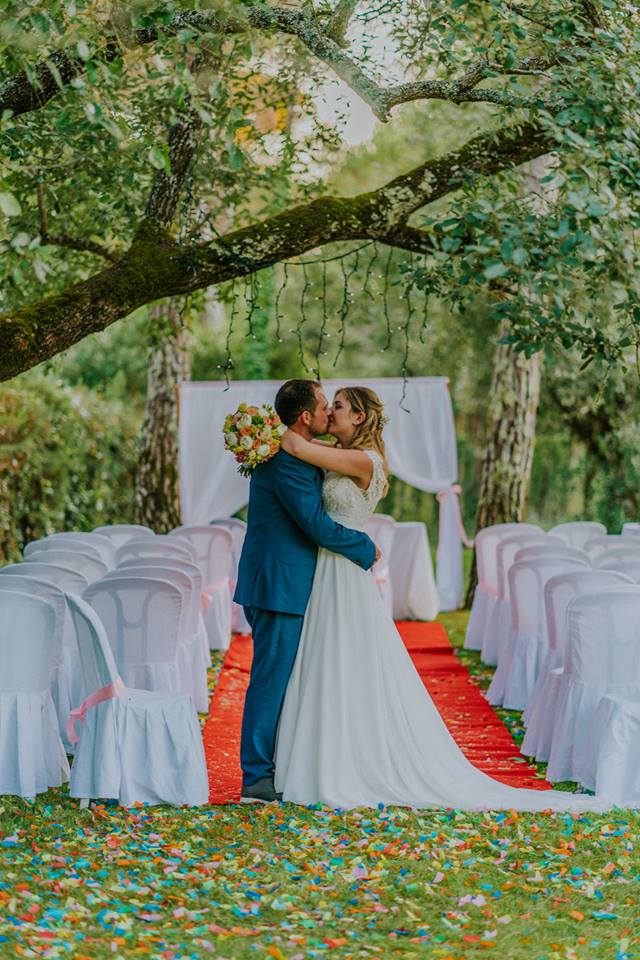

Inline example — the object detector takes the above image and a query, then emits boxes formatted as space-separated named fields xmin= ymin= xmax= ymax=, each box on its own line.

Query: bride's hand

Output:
xmin=280 ymin=429 xmax=298 ymax=454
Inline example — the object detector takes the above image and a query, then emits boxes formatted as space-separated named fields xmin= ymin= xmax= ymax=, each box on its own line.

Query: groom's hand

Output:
xmin=374 ymin=544 xmax=382 ymax=565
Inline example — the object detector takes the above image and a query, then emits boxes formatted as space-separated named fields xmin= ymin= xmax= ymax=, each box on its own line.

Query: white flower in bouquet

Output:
xmin=223 ymin=401 xmax=285 ymax=476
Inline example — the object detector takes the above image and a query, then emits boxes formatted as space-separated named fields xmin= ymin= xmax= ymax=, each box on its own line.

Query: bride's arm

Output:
xmin=280 ymin=430 xmax=373 ymax=483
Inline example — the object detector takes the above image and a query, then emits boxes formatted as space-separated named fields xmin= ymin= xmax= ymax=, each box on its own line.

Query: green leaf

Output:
xmin=148 ymin=146 xmax=169 ymax=173
xmin=0 ymin=191 xmax=22 ymax=217
xmin=484 ymin=261 xmax=510 ymax=280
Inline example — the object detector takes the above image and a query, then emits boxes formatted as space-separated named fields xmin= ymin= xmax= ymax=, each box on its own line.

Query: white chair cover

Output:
xmin=514 ymin=544 xmax=590 ymax=565
xmin=0 ymin=561 xmax=90 ymax=592
xmin=170 ymin=527 xmax=233 ymax=651
xmin=364 ymin=515 xmax=395 ymax=619
xmin=598 ymin=558 xmax=640 ymax=582
xmin=595 ymin=695 xmax=640 ymax=804
xmin=100 ymin=564 xmax=209 ymax=713
xmin=521 ymin=568 xmax=632 ymax=762
xmin=388 ymin=520 xmax=439 ymax=620
xmin=622 ymin=523 xmax=640 ymax=538
xmin=486 ymin=556 xmax=588 ymax=710
xmin=23 ymin=549 xmax=108 ymax=583
xmin=26 ymin=532 xmax=116 ymax=566
xmin=117 ymin=556 xmax=211 ymax=672
xmin=465 ymin=523 xmax=541 ymax=652
xmin=548 ymin=521 xmax=606 ymax=548
xmin=93 ymin=524 xmax=155 ymax=547
xmin=65 ymin=594 xmax=208 ymax=807
xmin=0 ymin=561 xmax=89 ymax=717
xmin=83 ymin=577 xmax=185 ymax=696
xmin=595 ymin=546 xmax=640 ymax=568
xmin=0 ymin=592 xmax=69 ymax=797
xmin=115 ymin=538 xmax=195 ymax=566
xmin=210 ymin=519 xmax=251 ymax=634
xmin=547 ymin=585 xmax=640 ymax=788
xmin=25 ymin=536 xmax=104 ymax=564
xmin=481 ymin=531 xmax=557 ymax=666
xmin=0 ymin=575 xmax=72 ymax=749
xmin=584 ymin=534 xmax=634 ymax=561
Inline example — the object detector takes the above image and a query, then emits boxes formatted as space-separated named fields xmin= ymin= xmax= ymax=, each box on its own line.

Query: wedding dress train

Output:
xmin=275 ymin=451 xmax=612 ymax=812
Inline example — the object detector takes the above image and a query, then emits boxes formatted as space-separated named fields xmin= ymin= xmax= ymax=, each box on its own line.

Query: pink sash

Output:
xmin=67 ymin=677 xmax=126 ymax=745
xmin=200 ymin=576 xmax=230 ymax=611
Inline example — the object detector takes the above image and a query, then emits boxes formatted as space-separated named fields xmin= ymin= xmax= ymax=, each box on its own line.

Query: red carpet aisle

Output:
xmin=202 ymin=622 xmax=550 ymax=804
xmin=400 ymin=621 xmax=550 ymax=791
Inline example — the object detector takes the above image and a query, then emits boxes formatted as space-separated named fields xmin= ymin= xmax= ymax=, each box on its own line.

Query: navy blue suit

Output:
xmin=234 ymin=449 xmax=376 ymax=786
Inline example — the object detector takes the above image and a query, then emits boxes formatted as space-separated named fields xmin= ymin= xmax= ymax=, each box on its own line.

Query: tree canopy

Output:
xmin=1 ymin=0 xmax=638 ymax=381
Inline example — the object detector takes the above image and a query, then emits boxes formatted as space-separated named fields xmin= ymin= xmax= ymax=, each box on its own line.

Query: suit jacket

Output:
xmin=234 ymin=449 xmax=376 ymax=616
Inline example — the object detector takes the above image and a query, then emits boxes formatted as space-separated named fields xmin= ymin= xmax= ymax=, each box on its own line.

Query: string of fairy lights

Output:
xmin=216 ymin=240 xmax=432 ymax=408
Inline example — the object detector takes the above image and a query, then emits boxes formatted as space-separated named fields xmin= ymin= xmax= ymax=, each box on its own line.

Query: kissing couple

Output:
xmin=234 ymin=379 xmax=606 ymax=812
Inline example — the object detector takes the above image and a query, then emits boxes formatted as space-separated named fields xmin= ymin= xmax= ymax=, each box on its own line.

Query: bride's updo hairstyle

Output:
xmin=336 ymin=386 xmax=390 ymax=494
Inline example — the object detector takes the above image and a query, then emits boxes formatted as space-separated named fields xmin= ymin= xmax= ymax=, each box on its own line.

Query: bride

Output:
xmin=276 ymin=385 xmax=609 ymax=812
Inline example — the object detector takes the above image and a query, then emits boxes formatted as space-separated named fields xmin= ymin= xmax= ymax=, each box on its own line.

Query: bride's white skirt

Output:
xmin=275 ymin=548 xmax=613 ymax=812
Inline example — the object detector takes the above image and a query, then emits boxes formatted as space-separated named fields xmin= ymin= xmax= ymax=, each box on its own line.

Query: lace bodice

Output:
xmin=322 ymin=450 xmax=386 ymax=530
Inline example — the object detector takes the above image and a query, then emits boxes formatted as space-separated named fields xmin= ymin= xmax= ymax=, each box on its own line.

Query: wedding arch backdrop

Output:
xmin=178 ymin=378 xmax=471 ymax=611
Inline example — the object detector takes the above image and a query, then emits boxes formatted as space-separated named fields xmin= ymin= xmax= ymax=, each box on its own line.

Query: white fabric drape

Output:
xmin=179 ymin=377 xmax=464 ymax=610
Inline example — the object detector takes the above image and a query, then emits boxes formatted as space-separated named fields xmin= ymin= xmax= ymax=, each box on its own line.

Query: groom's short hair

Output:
xmin=275 ymin=379 xmax=321 ymax=426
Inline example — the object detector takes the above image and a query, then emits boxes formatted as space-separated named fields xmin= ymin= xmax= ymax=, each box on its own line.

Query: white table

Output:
xmin=389 ymin=521 xmax=439 ymax=621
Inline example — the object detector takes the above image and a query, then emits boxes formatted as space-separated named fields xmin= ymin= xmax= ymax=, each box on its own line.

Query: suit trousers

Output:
xmin=240 ymin=606 xmax=304 ymax=787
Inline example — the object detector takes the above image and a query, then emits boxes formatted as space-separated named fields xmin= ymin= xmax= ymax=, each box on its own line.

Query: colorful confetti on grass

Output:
xmin=0 ymin=611 xmax=639 ymax=960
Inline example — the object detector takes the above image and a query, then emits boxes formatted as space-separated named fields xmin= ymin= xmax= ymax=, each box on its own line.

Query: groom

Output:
xmin=234 ymin=379 xmax=378 ymax=803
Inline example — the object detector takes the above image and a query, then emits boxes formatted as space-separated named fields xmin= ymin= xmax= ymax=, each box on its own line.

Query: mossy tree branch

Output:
xmin=1 ymin=3 xmax=561 ymax=123
xmin=0 ymin=120 xmax=555 ymax=382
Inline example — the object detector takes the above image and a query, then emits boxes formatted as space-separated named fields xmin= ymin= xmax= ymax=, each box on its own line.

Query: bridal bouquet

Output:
xmin=223 ymin=403 xmax=287 ymax=476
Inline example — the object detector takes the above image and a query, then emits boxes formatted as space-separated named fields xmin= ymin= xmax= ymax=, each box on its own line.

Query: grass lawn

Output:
xmin=1 ymin=611 xmax=638 ymax=960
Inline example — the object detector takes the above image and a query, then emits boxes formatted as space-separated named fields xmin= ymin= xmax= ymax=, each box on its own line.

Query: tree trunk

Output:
xmin=134 ymin=300 xmax=191 ymax=532
xmin=464 ymin=321 xmax=542 ymax=606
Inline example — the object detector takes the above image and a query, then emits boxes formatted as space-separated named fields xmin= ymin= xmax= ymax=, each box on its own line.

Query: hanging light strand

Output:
xmin=296 ymin=261 xmax=314 ymax=374
xmin=274 ymin=261 xmax=289 ymax=343
xmin=314 ymin=260 xmax=329 ymax=379
xmin=332 ymin=247 xmax=361 ymax=368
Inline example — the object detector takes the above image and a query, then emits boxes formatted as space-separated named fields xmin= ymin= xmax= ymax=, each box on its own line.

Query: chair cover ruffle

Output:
xmin=0 ymin=692 xmax=69 ymax=797
xmin=482 ymin=597 xmax=511 ymax=671
xmin=595 ymin=694 xmax=640 ymax=805
xmin=70 ymin=689 xmax=208 ymax=806
xmin=520 ymin=666 xmax=563 ymax=761
xmin=464 ymin=585 xmax=495 ymax=651
xmin=500 ymin=628 xmax=545 ymax=711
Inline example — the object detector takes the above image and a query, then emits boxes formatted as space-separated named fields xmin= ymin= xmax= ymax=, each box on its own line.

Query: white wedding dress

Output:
xmin=275 ymin=451 xmax=612 ymax=812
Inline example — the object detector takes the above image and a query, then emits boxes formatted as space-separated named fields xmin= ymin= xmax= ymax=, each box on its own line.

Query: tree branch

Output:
xmin=0 ymin=120 xmax=555 ymax=382
xmin=144 ymin=106 xmax=204 ymax=228
xmin=326 ymin=0 xmax=360 ymax=46
xmin=1 ymin=3 xmax=560 ymax=123
xmin=0 ymin=11 xmax=237 ymax=119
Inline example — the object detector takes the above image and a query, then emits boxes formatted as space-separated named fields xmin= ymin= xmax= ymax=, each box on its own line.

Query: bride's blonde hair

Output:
xmin=336 ymin=386 xmax=390 ymax=495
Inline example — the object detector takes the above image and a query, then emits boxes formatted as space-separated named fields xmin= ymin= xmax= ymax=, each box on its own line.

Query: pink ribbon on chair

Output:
xmin=436 ymin=484 xmax=475 ymax=549
xmin=67 ymin=676 xmax=126 ymax=745
xmin=200 ymin=576 xmax=230 ymax=611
